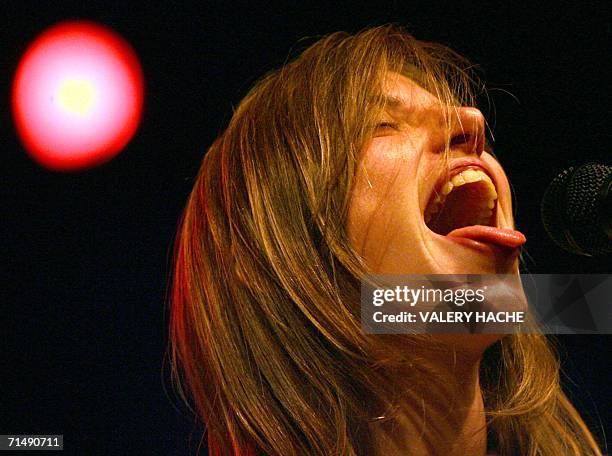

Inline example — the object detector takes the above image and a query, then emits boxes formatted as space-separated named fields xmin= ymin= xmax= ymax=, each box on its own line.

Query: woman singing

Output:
xmin=169 ymin=25 xmax=603 ymax=455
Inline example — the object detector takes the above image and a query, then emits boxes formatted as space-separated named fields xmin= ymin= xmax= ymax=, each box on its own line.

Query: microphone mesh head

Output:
xmin=541 ymin=163 xmax=612 ymax=256
xmin=541 ymin=167 xmax=575 ymax=252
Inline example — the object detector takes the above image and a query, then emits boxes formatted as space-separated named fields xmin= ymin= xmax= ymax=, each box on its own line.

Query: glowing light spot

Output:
xmin=56 ymin=78 xmax=97 ymax=116
xmin=12 ymin=21 xmax=144 ymax=171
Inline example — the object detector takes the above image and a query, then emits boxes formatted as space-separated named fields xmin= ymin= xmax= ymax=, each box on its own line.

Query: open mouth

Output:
xmin=424 ymin=166 xmax=498 ymax=235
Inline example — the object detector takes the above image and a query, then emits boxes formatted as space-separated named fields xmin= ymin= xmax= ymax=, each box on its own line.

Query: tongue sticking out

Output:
xmin=447 ymin=226 xmax=526 ymax=249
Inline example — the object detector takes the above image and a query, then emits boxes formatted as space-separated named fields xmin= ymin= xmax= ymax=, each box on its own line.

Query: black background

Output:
xmin=2 ymin=1 xmax=610 ymax=454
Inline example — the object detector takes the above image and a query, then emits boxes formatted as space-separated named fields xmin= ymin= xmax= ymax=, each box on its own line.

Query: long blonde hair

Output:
xmin=169 ymin=25 xmax=603 ymax=455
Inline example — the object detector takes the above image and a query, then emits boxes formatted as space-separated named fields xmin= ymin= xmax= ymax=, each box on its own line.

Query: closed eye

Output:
xmin=376 ymin=122 xmax=398 ymax=129
xmin=373 ymin=122 xmax=400 ymax=137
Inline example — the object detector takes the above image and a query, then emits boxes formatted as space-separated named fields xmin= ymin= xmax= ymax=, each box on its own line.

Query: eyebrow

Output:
xmin=380 ymin=94 xmax=406 ymax=107
xmin=378 ymin=94 xmax=411 ymax=116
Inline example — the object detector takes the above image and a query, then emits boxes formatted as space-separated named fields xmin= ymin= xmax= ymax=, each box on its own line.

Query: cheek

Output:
xmin=347 ymin=141 xmax=417 ymax=255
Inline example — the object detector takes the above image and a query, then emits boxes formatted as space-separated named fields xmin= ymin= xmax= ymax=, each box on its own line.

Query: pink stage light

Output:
xmin=12 ymin=21 xmax=144 ymax=171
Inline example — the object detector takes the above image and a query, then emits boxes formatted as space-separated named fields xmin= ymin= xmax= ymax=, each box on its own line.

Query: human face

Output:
xmin=347 ymin=72 xmax=525 ymax=275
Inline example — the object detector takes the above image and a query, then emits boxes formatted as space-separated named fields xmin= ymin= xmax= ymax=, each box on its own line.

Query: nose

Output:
xmin=448 ymin=107 xmax=485 ymax=157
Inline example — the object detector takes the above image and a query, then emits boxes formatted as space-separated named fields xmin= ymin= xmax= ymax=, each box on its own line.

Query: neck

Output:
xmin=366 ymin=338 xmax=492 ymax=456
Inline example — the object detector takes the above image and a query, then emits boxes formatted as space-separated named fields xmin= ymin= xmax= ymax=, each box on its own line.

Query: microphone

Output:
xmin=541 ymin=162 xmax=612 ymax=257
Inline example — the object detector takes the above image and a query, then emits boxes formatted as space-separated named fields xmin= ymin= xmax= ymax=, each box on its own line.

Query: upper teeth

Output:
xmin=425 ymin=168 xmax=498 ymax=224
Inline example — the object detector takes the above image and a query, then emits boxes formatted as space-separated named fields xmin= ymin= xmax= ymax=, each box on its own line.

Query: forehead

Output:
xmin=380 ymin=71 xmax=439 ymax=113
